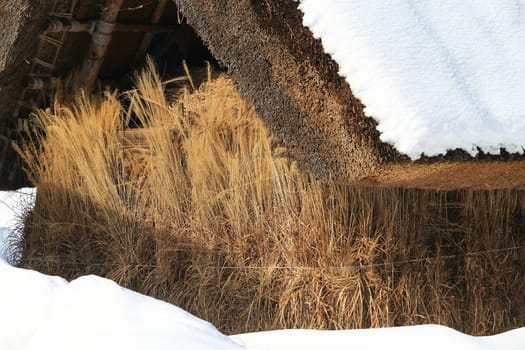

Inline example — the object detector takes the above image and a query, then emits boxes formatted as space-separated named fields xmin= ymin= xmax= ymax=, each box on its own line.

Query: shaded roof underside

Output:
xmin=0 ymin=0 xmax=215 ymax=189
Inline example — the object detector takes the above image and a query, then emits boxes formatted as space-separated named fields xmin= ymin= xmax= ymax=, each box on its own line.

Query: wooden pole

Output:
xmin=79 ymin=0 xmax=124 ymax=91
xmin=25 ymin=77 xmax=59 ymax=90
xmin=45 ymin=19 xmax=94 ymax=33
xmin=134 ymin=0 xmax=169 ymax=64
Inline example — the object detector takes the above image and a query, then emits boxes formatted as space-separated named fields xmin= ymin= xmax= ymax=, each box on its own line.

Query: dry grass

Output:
xmin=17 ymin=63 xmax=525 ymax=335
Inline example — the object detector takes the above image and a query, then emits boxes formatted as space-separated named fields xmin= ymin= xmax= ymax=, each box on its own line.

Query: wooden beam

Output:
xmin=45 ymin=19 xmax=94 ymax=33
xmin=116 ymin=23 xmax=178 ymax=33
xmin=78 ymin=0 xmax=124 ymax=91
xmin=134 ymin=0 xmax=169 ymax=64
xmin=46 ymin=19 xmax=179 ymax=34
xmin=25 ymin=77 xmax=59 ymax=90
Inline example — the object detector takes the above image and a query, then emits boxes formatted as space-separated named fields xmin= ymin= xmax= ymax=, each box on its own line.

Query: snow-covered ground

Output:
xmin=298 ymin=0 xmax=525 ymax=159
xmin=0 ymin=188 xmax=35 ymax=262
xmin=233 ymin=326 xmax=525 ymax=350
xmin=0 ymin=260 xmax=245 ymax=350
xmin=0 ymin=261 xmax=523 ymax=350
xmin=1 ymin=189 xmax=524 ymax=349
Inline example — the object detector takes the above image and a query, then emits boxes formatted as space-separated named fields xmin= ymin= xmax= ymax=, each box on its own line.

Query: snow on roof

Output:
xmin=297 ymin=0 xmax=525 ymax=159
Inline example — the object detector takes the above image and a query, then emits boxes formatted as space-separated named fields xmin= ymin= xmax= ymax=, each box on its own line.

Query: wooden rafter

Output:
xmin=45 ymin=19 xmax=179 ymax=34
xmin=78 ymin=0 xmax=125 ymax=90
xmin=134 ymin=0 xmax=169 ymax=64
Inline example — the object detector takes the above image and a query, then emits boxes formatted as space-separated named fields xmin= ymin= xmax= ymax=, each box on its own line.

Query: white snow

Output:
xmin=0 ymin=188 xmax=35 ymax=262
xmin=297 ymin=0 xmax=525 ymax=159
xmin=0 ymin=227 xmax=12 ymax=261
xmin=0 ymin=261 xmax=244 ymax=350
xmin=232 ymin=326 xmax=525 ymax=350
xmin=0 ymin=262 xmax=524 ymax=350
xmin=0 ymin=260 xmax=68 ymax=350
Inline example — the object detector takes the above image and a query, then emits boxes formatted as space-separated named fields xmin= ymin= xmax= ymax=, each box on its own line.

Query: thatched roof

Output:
xmin=0 ymin=1 xmax=48 ymax=188
xmin=175 ymin=0 xmax=525 ymax=189
xmin=0 ymin=1 xmax=46 ymax=134
xmin=175 ymin=0 xmax=390 ymax=181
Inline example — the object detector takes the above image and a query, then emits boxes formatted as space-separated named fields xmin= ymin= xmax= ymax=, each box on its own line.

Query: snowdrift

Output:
xmin=1 ymin=261 xmax=524 ymax=350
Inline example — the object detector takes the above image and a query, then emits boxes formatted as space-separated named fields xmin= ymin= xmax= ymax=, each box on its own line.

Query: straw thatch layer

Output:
xmin=18 ymin=70 xmax=525 ymax=335
xmin=0 ymin=1 xmax=49 ymax=189
xmin=0 ymin=0 xmax=47 ymax=133
xmin=175 ymin=0 xmax=397 ymax=182
xmin=174 ymin=0 xmax=525 ymax=189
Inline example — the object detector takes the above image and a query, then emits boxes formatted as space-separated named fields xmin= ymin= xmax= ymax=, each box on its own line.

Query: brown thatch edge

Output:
xmin=0 ymin=1 xmax=47 ymax=134
xmin=174 ymin=0 xmax=525 ymax=190
xmin=0 ymin=1 xmax=49 ymax=189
